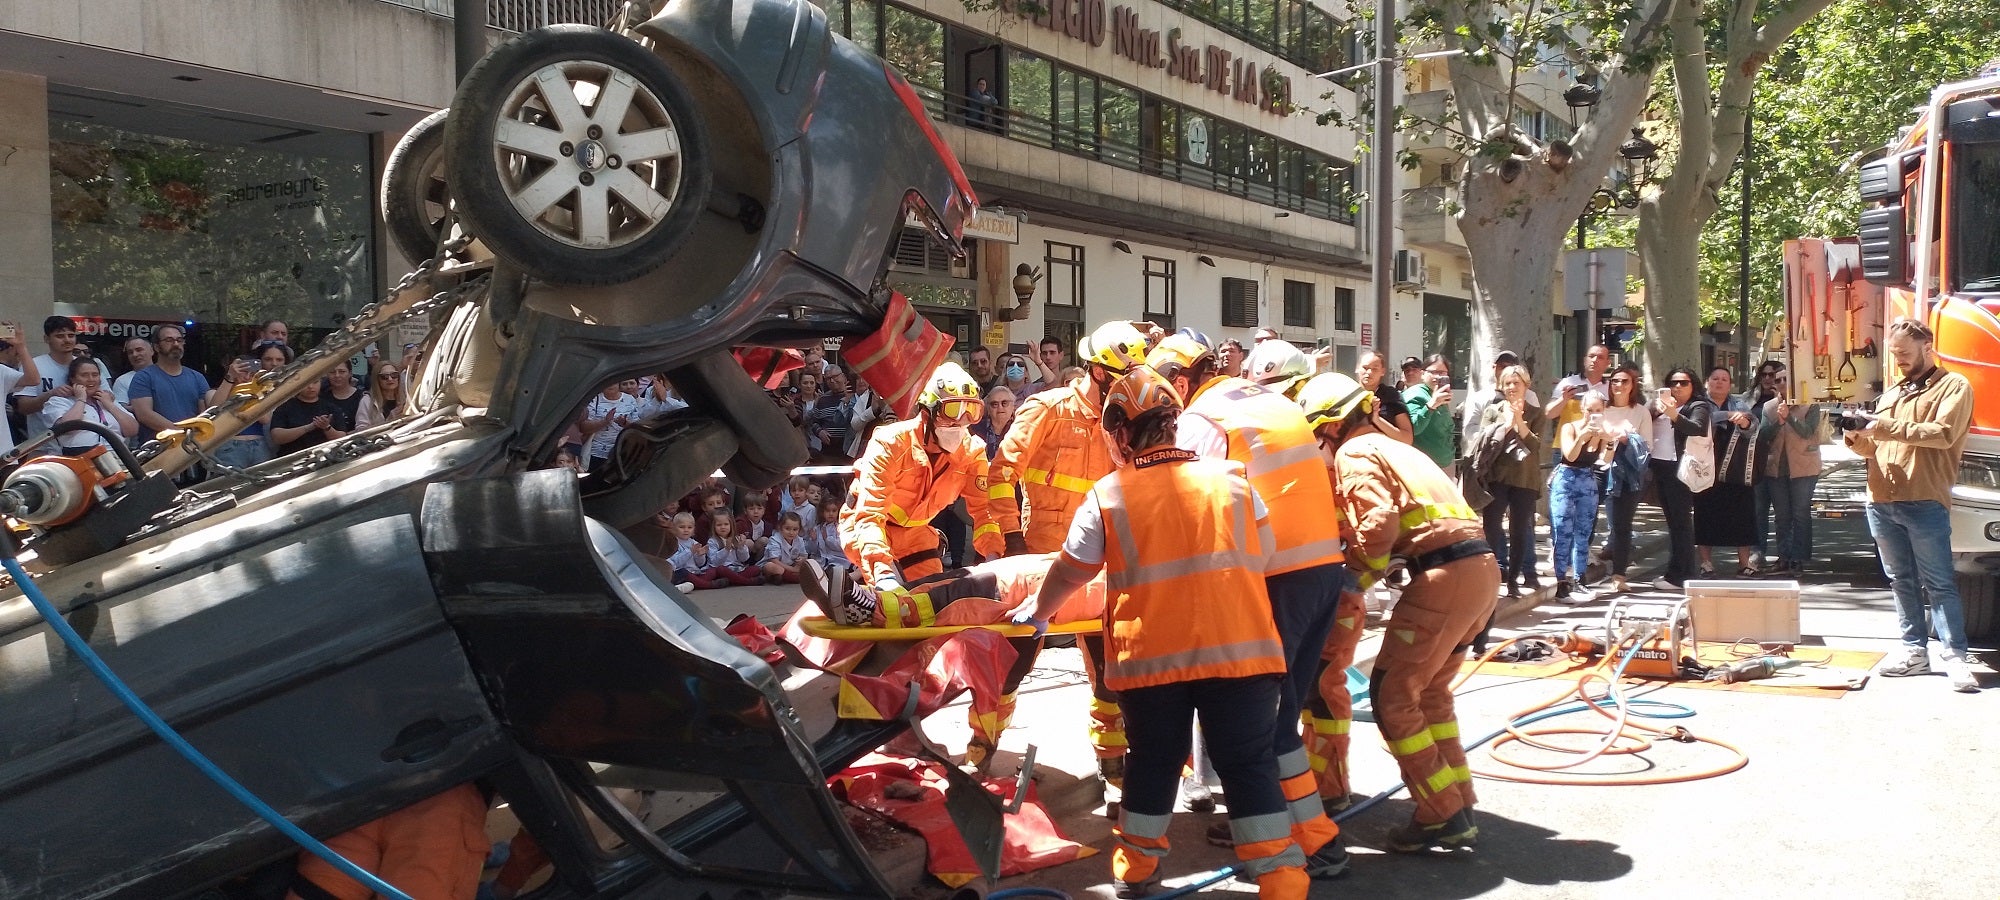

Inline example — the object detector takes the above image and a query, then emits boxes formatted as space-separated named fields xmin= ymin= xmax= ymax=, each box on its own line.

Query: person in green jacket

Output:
xmin=1403 ymin=354 xmax=1456 ymax=471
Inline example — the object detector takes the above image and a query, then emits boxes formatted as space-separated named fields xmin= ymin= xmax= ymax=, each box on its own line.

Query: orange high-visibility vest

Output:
xmin=1089 ymin=450 xmax=1287 ymax=691
xmin=1184 ymin=377 xmax=1345 ymax=575
xmin=843 ymin=418 xmax=1005 ymax=584
xmin=989 ymin=379 xmax=1115 ymax=553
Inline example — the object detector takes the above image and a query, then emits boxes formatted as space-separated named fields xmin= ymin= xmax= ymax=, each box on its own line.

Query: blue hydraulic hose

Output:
xmin=2 ymin=554 xmax=414 ymax=900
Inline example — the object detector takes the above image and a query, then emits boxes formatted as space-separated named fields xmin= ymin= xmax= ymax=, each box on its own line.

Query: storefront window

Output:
xmin=47 ymin=113 xmax=373 ymax=366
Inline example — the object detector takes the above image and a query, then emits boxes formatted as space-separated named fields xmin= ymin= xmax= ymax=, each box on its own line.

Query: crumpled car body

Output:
xmin=0 ymin=0 xmax=975 ymax=896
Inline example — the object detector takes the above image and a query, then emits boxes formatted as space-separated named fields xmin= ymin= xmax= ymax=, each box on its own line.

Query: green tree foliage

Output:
xmin=1698 ymin=0 xmax=2000 ymax=325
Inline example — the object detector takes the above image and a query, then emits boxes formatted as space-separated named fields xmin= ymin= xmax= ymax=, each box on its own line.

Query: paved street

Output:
xmin=695 ymin=462 xmax=1999 ymax=900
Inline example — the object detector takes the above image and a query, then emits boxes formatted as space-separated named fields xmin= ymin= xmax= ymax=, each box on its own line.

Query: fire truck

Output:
xmin=1785 ymin=68 xmax=2000 ymax=638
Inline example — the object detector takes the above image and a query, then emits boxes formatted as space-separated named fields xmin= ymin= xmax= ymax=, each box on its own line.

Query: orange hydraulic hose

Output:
xmin=1450 ymin=634 xmax=1750 ymax=786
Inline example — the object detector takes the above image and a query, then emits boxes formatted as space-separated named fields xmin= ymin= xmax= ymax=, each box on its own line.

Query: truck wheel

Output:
xmin=1959 ymin=571 xmax=1996 ymax=639
xmin=444 ymin=25 xmax=711 ymax=286
xmin=381 ymin=109 xmax=453 ymax=266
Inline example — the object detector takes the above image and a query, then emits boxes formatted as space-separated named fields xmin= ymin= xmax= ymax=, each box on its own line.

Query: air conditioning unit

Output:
xmin=1394 ymin=249 xmax=1427 ymax=288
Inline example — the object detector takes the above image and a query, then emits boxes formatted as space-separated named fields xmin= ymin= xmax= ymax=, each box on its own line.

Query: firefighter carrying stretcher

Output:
xmin=984 ymin=320 xmax=1151 ymax=785
xmin=1009 ymin=364 xmax=1344 ymax=899
xmin=1294 ymin=372 xmax=1501 ymax=852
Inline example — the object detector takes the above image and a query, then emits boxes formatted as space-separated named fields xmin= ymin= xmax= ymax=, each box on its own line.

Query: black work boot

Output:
xmin=1386 ymin=807 xmax=1479 ymax=852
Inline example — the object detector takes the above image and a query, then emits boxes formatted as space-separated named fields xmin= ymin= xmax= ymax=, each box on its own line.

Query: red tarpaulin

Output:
xmin=832 ymin=753 xmax=1095 ymax=888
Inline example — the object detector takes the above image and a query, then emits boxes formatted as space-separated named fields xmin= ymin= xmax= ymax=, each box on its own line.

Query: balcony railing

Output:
xmin=374 ymin=0 xmax=621 ymax=30
xmin=923 ymin=87 xmax=1353 ymax=225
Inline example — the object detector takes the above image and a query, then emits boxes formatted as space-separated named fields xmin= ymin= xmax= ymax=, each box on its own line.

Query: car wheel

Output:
xmin=445 ymin=25 xmax=712 ymax=286
xmin=381 ymin=108 xmax=453 ymax=266
xmin=1960 ymin=571 xmax=1996 ymax=639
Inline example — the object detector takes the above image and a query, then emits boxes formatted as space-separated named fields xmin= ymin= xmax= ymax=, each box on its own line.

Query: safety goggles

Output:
xmin=934 ymin=397 xmax=983 ymax=424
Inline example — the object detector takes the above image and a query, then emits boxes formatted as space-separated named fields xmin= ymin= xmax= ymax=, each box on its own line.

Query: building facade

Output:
xmin=1 ymin=0 xmax=1495 ymax=376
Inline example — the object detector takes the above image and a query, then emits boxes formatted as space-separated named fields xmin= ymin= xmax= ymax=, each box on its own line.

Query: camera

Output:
xmin=1833 ymin=409 xmax=1872 ymax=431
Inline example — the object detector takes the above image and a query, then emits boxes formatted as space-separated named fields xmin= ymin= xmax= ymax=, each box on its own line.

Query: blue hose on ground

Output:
xmin=987 ymin=888 xmax=1083 ymax=899
xmin=1 ymin=554 xmax=414 ymax=900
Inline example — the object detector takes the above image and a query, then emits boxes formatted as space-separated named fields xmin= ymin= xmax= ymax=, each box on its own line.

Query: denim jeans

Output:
xmin=1753 ymin=477 xmax=1773 ymax=558
xmin=210 ymin=437 xmax=272 ymax=472
xmin=1865 ymin=500 xmax=1968 ymax=655
xmin=1767 ymin=475 xmax=1818 ymax=566
xmin=1548 ymin=465 xmax=1599 ymax=580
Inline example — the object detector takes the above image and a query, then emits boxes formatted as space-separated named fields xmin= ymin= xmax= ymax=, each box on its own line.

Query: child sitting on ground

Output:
xmin=740 ymin=496 xmax=771 ymax=563
xmin=809 ymin=495 xmax=846 ymax=572
xmin=762 ymin=511 xmax=810 ymax=585
xmin=665 ymin=512 xmax=709 ymax=592
xmin=700 ymin=515 xmax=764 ymax=587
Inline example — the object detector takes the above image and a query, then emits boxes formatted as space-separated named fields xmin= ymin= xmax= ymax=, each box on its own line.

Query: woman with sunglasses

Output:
xmin=1598 ymin=364 xmax=1652 ymax=592
xmin=356 ymin=359 xmax=405 ymax=429
xmin=1648 ymin=367 xmax=1706 ymax=589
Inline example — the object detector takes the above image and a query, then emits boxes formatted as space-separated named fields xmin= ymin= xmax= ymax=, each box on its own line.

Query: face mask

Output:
xmin=934 ymin=424 xmax=968 ymax=451
xmin=1006 ymin=364 xmax=1026 ymax=381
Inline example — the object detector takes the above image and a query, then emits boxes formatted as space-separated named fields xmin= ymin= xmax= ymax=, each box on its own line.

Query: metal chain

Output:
xmin=134 ymin=236 xmax=481 ymax=472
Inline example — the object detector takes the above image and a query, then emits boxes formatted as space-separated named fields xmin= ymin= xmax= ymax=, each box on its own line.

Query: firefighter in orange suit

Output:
xmin=1296 ymin=373 xmax=1500 ymax=852
xmin=982 ymin=320 xmax=1149 ymax=782
xmin=1243 ymin=339 xmax=1369 ymax=809
xmin=1149 ymin=334 xmax=1343 ymax=857
xmin=841 ymin=361 xmax=1007 ymax=594
xmin=1012 ymin=365 xmax=1340 ymax=898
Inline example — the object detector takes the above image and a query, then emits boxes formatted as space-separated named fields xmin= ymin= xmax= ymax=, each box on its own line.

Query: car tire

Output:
xmin=444 ymin=25 xmax=712 ymax=286
xmin=381 ymin=108 xmax=454 ymax=266
xmin=1960 ymin=571 xmax=1996 ymax=639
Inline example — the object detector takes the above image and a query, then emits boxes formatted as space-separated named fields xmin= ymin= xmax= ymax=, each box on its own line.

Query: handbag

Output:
xmin=1678 ymin=433 xmax=1716 ymax=493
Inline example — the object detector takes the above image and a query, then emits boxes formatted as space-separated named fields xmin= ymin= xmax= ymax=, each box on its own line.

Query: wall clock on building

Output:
xmin=1186 ymin=117 xmax=1210 ymax=166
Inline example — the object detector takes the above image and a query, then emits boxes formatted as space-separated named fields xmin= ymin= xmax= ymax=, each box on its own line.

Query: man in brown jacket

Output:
xmin=1845 ymin=318 xmax=1979 ymax=692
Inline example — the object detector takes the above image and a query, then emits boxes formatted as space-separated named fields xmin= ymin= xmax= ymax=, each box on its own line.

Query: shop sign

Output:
xmin=1359 ymin=323 xmax=1372 ymax=348
xmin=963 ymin=208 xmax=1022 ymax=244
xmin=68 ymin=315 xmax=176 ymax=341
xmin=997 ymin=0 xmax=1294 ymax=115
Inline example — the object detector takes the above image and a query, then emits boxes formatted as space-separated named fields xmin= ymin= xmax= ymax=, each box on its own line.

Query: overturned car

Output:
xmin=0 ymin=1 xmax=977 ymax=896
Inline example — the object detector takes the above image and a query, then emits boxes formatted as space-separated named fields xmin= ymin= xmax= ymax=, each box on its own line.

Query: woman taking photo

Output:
xmin=1550 ymin=393 xmax=1612 ymax=598
xmin=1479 ymin=363 xmax=1544 ymax=596
xmin=1647 ymin=368 xmax=1705 ymax=590
xmin=1600 ymin=364 xmax=1653 ymax=592
xmin=1758 ymin=393 xmax=1824 ymax=575
xmin=1691 ymin=366 xmax=1760 ymax=577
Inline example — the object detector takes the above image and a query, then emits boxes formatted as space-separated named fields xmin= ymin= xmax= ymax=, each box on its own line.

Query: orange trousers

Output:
xmin=1367 ymin=555 xmax=1499 ymax=825
xmin=1302 ymin=587 xmax=1369 ymax=801
xmin=290 ymin=783 xmax=488 ymax=900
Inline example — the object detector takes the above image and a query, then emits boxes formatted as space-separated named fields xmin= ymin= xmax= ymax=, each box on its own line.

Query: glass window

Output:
xmin=1183 ymin=111 xmax=1212 ymax=170
xmin=1144 ymin=257 xmax=1177 ymax=331
xmin=1046 ymin=241 xmax=1084 ymax=309
xmin=848 ymin=0 xmax=880 ymax=51
xmin=48 ymin=111 xmax=373 ymax=369
xmin=1283 ymin=280 xmax=1314 ymax=328
xmin=1248 ymin=0 xmax=1278 ymax=43
xmin=882 ymin=6 xmax=944 ymax=103
xmin=1007 ymin=50 xmax=1053 ymax=147
xmin=1100 ymin=82 xmax=1141 ymax=169
xmin=1334 ymin=286 xmax=1356 ymax=331
xmin=1953 ymin=141 xmax=2000 ymax=291
xmin=1146 ymin=100 xmax=1181 ymax=176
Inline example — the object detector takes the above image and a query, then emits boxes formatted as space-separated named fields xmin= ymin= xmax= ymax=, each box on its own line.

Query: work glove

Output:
xmin=1003 ymin=532 xmax=1030 ymax=557
xmin=874 ymin=574 xmax=906 ymax=594
xmin=1383 ymin=557 xmax=1411 ymax=590
xmin=1010 ymin=604 xmax=1049 ymax=640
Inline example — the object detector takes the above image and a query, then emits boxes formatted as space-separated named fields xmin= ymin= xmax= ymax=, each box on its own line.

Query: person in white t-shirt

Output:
xmin=38 ymin=356 xmax=138 ymax=452
xmin=579 ymin=379 xmax=642 ymax=473
xmin=0 ymin=321 xmax=38 ymax=456
xmin=15 ymin=315 xmax=94 ymax=441
xmin=111 ymin=337 xmax=153 ymax=406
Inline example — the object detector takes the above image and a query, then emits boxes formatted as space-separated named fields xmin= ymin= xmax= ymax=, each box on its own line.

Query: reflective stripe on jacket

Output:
xmin=990 ymin=378 xmax=1114 ymax=553
xmin=1183 ymin=377 xmax=1345 ymax=575
xmin=1093 ymin=454 xmax=1287 ymax=691
xmin=842 ymin=417 xmax=1005 ymax=583
xmin=1331 ymin=432 xmax=1485 ymax=576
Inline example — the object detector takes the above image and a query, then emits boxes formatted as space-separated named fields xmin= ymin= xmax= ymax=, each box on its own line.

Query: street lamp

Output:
xmin=1000 ymin=263 xmax=1041 ymax=322
xmin=1313 ymin=35 xmax=1465 ymax=364
xmin=1566 ymin=127 xmax=1657 ymax=367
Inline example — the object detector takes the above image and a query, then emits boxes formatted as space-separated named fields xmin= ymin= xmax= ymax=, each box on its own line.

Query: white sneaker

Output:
xmin=675 ymin=581 xmax=696 ymax=594
xmin=1879 ymin=646 xmax=1932 ymax=677
xmin=1650 ymin=577 xmax=1681 ymax=593
xmin=1943 ymin=653 xmax=1980 ymax=692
